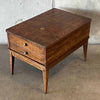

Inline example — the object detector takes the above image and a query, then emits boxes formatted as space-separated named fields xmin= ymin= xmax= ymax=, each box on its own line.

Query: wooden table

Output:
xmin=6 ymin=8 xmax=91 ymax=93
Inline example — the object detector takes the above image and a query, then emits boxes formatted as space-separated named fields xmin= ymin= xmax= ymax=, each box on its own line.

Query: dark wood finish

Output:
xmin=9 ymin=50 xmax=15 ymax=74
xmin=10 ymin=42 xmax=45 ymax=64
xmin=6 ymin=8 xmax=91 ymax=47
xmin=47 ymin=38 xmax=89 ymax=69
xmin=6 ymin=8 xmax=91 ymax=93
xmin=46 ymin=23 xmax=90 ymax=68
xmin=8 ymin=33 xmax=45 ymax=55
xmin=83 ymin=40 xmax=88 ymax=61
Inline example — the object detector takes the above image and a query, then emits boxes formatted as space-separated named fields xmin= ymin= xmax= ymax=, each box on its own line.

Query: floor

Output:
xmin=0 ymin=45 xmax=100 ymax=100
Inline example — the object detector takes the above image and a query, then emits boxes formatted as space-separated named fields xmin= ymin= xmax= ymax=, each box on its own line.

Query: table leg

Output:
xmin=42 ymin=69 xmax=49 ymax=94
xmin=83 ymin=40 xmax=88 ymax=61
xmin=9 ymin=51 xmax=15 ymax=75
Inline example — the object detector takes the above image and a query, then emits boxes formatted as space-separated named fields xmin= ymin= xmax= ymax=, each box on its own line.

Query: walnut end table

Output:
xmin=6 ymin=8 xmax=91 ymax=93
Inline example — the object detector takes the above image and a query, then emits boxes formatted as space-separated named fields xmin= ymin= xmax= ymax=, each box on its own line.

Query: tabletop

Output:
xmin=6 ymin=8 xmax=91 ymax=47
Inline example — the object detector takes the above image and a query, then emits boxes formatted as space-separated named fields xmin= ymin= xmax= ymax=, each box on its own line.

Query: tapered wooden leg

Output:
xmin=42 ymin=69 xmax=49 ymax=94
xmin=9 ymin=51 xmax=15 ymax=75
xmin=83 ymin=40 xmax=88 ymax=61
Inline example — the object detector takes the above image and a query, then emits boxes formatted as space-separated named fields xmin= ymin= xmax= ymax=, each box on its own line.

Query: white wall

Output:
xmin=0 ymin=0 xmax=52 ymax=44
xmin=54 ymin=0 xmax=100 ymax=44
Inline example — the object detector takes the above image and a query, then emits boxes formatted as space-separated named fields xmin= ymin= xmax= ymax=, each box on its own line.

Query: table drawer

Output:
xmin=10 ymin=42 xmax=46 ymax=65
xmin=8 ymin=33 xmax=45 ymax=55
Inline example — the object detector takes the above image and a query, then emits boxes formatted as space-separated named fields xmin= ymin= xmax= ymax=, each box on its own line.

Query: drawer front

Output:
xmin=8 ymin=33 xmax=45 ymax=55
xmin=10 ymin=42 xmax=45 ymax=64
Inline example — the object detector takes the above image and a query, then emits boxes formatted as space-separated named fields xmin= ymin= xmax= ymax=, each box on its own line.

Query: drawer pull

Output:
xmin=24 ymin=52 xmax=27 ymax=55
xmin=23 ymin=43 xmax=27 ymax=46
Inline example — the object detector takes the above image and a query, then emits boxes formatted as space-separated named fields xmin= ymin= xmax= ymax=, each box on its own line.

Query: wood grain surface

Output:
xmin=6 ymin=8 xmax=91 ymax=47
xmin=6 ymin=8 xmax=91 ymax=93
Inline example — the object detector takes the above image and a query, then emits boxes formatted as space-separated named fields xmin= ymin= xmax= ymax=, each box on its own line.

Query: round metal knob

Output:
xmin=24 ymin=52 xmax=27 ymax=55
xmin=23 ymin=43 xmax=27 ymax=46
